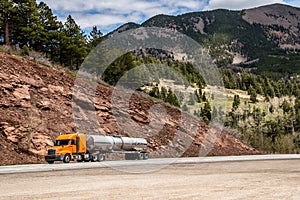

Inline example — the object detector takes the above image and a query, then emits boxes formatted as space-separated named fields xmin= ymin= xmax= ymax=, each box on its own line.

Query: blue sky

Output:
xmin=37 ymin=0 xmax=300 ymax=34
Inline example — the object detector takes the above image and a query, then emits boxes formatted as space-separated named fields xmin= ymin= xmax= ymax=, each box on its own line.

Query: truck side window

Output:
xmin=71 ymin=140 xmax=76 ymax=145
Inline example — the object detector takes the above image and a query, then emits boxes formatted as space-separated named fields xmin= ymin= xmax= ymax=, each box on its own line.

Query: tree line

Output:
xmin=0 ymin=0 xmax=103 ymax=69
xmin=221 ymin=69 xmax=300 ymax=100
xmin=226 ymin=96 xmax=300 ymax=153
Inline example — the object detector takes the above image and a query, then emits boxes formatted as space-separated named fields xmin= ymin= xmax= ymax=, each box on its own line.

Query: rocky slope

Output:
xmin=0 ymin=52 xmax=258 ymax=165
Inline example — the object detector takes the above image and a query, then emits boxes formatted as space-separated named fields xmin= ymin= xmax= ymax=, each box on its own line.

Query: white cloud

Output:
xmin=73 ymin=12 xmax=143 ymax=29
xmin=37 ymin=0 xmax=296 ymax=34
xmin=204 ymin=0 xmax=286 ymax=11
xmin=38 ymin=0 xmax=207 ymax=33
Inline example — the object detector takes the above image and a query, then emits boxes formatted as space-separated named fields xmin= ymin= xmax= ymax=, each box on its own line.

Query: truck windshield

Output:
xmin=54 ymin=140 xmax=70 ymax=146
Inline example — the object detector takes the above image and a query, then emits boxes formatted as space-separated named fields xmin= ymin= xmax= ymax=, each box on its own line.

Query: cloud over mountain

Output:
xmin=38 ymin=0 xmax=298 ymax=33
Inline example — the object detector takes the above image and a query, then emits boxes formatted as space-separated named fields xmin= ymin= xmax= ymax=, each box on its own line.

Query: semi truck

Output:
xmin=45 ymin=133 xmax=148 ymax=164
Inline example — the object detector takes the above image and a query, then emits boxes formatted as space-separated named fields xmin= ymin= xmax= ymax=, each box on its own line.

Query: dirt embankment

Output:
xmin=0 ymin=52 xmax=258 ymax=165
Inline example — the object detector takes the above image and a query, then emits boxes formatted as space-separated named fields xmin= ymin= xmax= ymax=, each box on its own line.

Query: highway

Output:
xmin=0 ymin=154 xmax=299 ymax=174
xmin=0 ymin=155 xmax=299 ymax=200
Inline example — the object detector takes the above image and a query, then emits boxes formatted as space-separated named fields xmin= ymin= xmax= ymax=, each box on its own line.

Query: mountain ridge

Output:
xmin=110 ymin=3 xmax=300 ymax=76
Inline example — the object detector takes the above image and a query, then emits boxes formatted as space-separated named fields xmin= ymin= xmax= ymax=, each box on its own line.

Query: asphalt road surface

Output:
xmin=0 ymin=155 xmax=299 ymax=199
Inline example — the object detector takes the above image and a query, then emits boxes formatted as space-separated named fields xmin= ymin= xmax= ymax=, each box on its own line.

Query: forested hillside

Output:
xmin=99 ymin=51 xmax=300 ymax=153
xmin=117 ymin=4 xmax=300 ymax=78
xmin=0 ymin=0 xmax=102 ymax=69
xmin=1 ymin=1 xmax=300 ymax=155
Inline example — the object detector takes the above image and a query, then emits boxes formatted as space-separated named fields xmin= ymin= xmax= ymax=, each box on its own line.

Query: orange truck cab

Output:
xmin=45 ymin=133 xmax=86 ymax=164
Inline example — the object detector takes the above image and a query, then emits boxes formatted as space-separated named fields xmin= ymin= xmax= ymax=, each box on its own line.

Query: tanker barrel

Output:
xmin=86 ymin=135 xmax=147 ymax=152
xmin=121 ymin=137 xmax=147 ymax=151
xmin=86 ymin=135 xmax=114 ymax=152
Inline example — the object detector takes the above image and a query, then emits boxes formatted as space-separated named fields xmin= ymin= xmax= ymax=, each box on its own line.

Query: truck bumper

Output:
xmin=45 ymin=155 xmax=64 ymax=162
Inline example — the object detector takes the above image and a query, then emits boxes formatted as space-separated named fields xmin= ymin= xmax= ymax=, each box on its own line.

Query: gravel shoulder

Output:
xmin=0 ymin=159 xmax=299 ymax=200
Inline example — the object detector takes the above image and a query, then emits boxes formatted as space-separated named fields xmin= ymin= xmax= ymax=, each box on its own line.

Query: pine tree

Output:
xmin=248 ymin=85 xmax=257 ymax=103
xmin=295 ymin=96 xmax=300 ymax=132
xmin=35 ymin=1 xmax=61 ymax=59
xmin=149 ymin=86 xmax=159 ymax=98
xmin=160 ymin=86 xmax=167 ymax=100
xmin=232 ymin=94 xmax=240 ymax=110
xmin=61 ymin=15 xmax=88 ymax=69
xmin=201 ymin=102 xmax=211 ymax=123
xmin=195 ymin=89 xmax=202 ymax=103
xmin=166 ymin=89 xmax=180 ymax=107
xmin=13 ymin=0 xmax=40 ymax=48
xmin=0 ymin=0 xmax=16 ymax=45
xmin=88 ymin=26 xmax=103 ymax=48
xmin=281 ymin=99 xmax=291 ymax=114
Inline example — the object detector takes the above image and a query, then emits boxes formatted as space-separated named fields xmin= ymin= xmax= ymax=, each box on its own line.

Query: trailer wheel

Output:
xmin=138 ymin=153 xmax=144 ymax=160
xmin=63 ymin=154 xmax=71 ymax=163
xmin=97 ymin=154 xmax=105 ymax=162
xmin=143 ymin=153 xmax=149 ymax=160
xmin=47 ymin=161 xmax=54 ymax=164
xmin=125 ymin=153 xmax=131 ymax=160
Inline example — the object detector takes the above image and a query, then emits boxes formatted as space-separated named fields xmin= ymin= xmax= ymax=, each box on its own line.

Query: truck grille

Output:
xmin=48 ymin=149 xmax=56 ymax=155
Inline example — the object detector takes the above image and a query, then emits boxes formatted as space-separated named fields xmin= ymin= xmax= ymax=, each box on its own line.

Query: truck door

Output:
xmin=71 ymin=139 xmax=77 ymax=153
xmin=76 ymin=135 xmax=80 ymax=153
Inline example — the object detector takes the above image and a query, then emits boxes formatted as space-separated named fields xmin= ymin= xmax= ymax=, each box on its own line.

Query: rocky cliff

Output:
xmin=0 ymin=52 xmax=258 ymax=165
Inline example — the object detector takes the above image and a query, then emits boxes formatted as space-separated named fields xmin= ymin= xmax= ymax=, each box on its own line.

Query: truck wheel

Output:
xmin=84 ymin=155 xmax=90 ymax=162
xmin=91 ymin=155 xmax=98 ymax=162
xmin=77 ymin=155 xmax=83 ymax=162
xmin=63 ymin=154 xmax=71 ymax=163
xmin=143 ymin=153 xmax=149 ymax=160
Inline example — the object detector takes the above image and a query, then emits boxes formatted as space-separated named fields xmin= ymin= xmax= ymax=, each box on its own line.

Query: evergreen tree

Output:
xmin=166 ymin=89 xmax=180 ymax=107
xmin=35 ymin=1 xmax=61 ymax=59
xmin=160 ymin=86 xmax=167 ymax=100
xmin=269 ymin=104 xmax=274 ymax=113
xmin=61 ymin=15 xmax=88 ymax=69
xmin=0 ymin=0 xmax=15 ymax=45
xmin=201 ymin=102 xmax=211 ymax=123
xmin=248 ymin=85 xmax=257 ymax=103
xmin=195 ymin=89 xmax=202 ymax=103
xmin=280 ymin=99 xmax=291 ymax=114
xmin=149 ymin=86 xmax=159 ymax=98
xmin=295 ymin=96 xmax=300 ymax=131
xmin=232 ymin=94 xmax=240 ymax=110
xmin=264 ymin=78 xmax=275 ymax=98
xmin=88 ymin=26 xmax=103 ymax=48
xmin=13 ymin=0 xmax=40 ymax=48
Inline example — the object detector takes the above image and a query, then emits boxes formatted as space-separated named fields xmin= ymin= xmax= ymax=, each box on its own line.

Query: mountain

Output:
xmin=111 ymin=3 xmax=300 ymax=76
